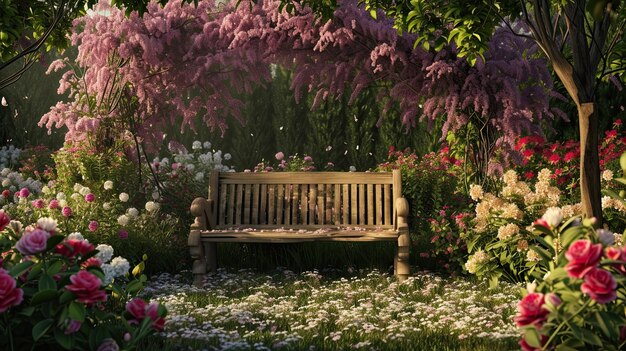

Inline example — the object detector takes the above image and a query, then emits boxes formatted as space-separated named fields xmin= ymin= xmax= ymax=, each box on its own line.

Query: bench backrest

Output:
xmin=207 ymin=170 xmax=402 ymax=229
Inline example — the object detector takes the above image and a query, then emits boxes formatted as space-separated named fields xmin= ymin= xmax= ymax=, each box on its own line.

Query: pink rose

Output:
xmin=126 ymin=298 xmax=147 ymax=321
xmin=96 ymin=338 xmax=119 ymax=351
xmin=606 ymin=247 xmax=626 ymax=274
xmin=532 ymin=218 xmax=550 ymax=229
xmin=0 ymin=211 xmax=9 ymax=232
xmin=146 ymin=302 xmax=166 ymax=331
xmin=15 ymin=229 xmax=50 ymax=255
xmin=48 ymin=199 xmax=59 ymax=209
xmin=304 ymin=155 xmax=313 ymax=162
xmin=275 ymin=152 xmax=284 ymax=161
xmin=565 ymin=240 xmax=603 ymax=278
xmin=0 ymin=268 xmax=24 ymax=312
xmin=64 ymin=320 xmax=82 ymax=335
xmin=118 ymin=230 xmax=128 ymax=240
xmin=55 ymin=239 xmax=94 ymax=258
xmin=31 ymin=199 xmax=45 ymax=209
xmin=81 ymin=257 xmax=102 ymax=269
xmin=88 ymin=221 xmax=99 ymax=232
xmin=85 ymin=193 xmax=95 ymax=202
xmin=581 ymin=268 xmax=617 ymax=304
xmin=18 ymin=188 xmax=30 ymax=198
xmin=65 ymin=270 xmax=107 ymax=305
xmin=62 ymin=206 xmax=73 ymax=217
xmin=126 ymin=298 xmax=165 ymax=330
xmin=1 ymin=190 xmax=10 ymax=199
xmin=514 ymin=293 xmax=550 ymax=328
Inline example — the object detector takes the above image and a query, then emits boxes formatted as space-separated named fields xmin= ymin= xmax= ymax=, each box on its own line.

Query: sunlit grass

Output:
xmin=142 ymin=268 xmax=521 ymax=350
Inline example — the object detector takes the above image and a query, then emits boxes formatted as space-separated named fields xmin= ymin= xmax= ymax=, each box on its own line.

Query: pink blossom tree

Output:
xmin=40 ymin=0 xmax=556 ymax=177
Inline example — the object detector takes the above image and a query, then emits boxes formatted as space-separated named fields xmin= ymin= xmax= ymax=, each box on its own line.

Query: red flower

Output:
xmin=581 ymin=268 xmax=617 ymax=303
xmin=605 ymin=130 xmax=618 ymax=139
xmin=614 ymin=119 xmax=622 ymax=127
xmin=0 ymin=211 xmax=9 ymax=232
xmin=547 ymin=153 xmax=560 ymax=164
xmin=565 ymin=240 xmax=603 ymax=279
xmin=605 ymin=247 xmax=626 ymax=274
xmin=532 ymin=218 xmax=550 ymax=229
xmin=1 ymin=190 xmax=10 ymax=199
xmin=524 ymin=171 xmax=534 ymax=180
xmin=65 ymin=271 xmax=106 ymax=305
xmin=514 ymin=293 xmax=553 ymax=328
xmin=81 ymin=257 xmax=102 ymax=269
xmin=0 ymin=268 xmax=23 ymax=313
xmin=522 ymin=149 xmax=535 ymax=159
xmin=55 ymin=240 xmax=95 ymax=258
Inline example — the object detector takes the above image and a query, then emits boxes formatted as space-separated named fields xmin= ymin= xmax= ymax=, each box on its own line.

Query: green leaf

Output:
xmin=32 ymin=318 xmax=54 ymax=341
xmin=9 ymin=260 xmax=34 ymax=278
xmin=39 ymin=274 xmax=56 ymax=291
xmin=621 ymin=152 xmax=626 ymax=173
xmin=54 ymin=328 xmax=75 ymax=350
xmin=19 ymin=306 xmax=36 ymax=317
xmin=59 ymin=291 xmax=76 ymax=304
xmin=524 ymin=327 xmax=542 ymax=348
xmin=46 ymin=234 xmax=65 ymax=251
xmin=593 ymin=311 xmax=615 ymax=339
xmin=68 ymin=301 xmax=86 ymax=322
xmin=31 ymin=289 xmax=59 ymax=305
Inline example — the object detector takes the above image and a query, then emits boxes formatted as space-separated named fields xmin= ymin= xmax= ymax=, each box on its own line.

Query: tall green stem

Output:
xmin=543 ymin=299 xmax=591 ymax=350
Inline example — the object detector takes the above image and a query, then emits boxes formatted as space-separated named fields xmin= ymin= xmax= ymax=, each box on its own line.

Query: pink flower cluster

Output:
xmin=0 ymin=268 xmax=23 ymax=313
xmin=514 ymin=292 xmax=561 ymax=350
xmin=65 ymin=270 xmax=107 ymax=305
xmin=125 ymin=298 xmax=166 ymax=331
xmin=565 ymin=239 xmax=617 ymax=304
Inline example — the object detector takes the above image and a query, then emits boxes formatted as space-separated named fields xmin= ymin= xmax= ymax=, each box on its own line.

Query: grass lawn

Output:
xmin=143 ymin=268 xmax=521 ymax=350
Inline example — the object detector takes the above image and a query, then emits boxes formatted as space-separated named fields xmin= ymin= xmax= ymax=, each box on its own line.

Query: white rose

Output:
xmin=119 ymin=193 xmax=129 ymax=202
xmin=117 ymin=214 xmax=130 ymax=226
xmin=203 ymin=141 xmax=211 ymax=149
xmin=349 ymin=166 xmax=356 ymax=172
xmin=192 ymin=141 xmax=202 ymax=150
xmin=145 ymin=201 xmax=160 ymax=212
xmin=224 ymin=153 xmax=232 ymax=161
xmin=541 ymin=207 xmax=563 ymax=227
xmin=70 ymin=193 xmax=81 ymax=201
xmin=127 ymin=207 xmax=139 ymax=217
xmin=56 ymin=192 xmax=66 ymax=200
xmin=73 ymin=183 xmax=82 ymax=192
xmin=67 ymin=232 xmax=85 ymax=241
xmin=103 ymin=180 xmax=114 ymax=190
xmin=103 ymin=202 xmax=111 ymax=210
xmin=78 ymin=187 xmax=90 ymax=196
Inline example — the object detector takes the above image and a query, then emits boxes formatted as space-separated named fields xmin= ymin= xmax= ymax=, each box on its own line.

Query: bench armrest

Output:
xmin=190 ymin=197 xmax=213 ymax=231
xmin=395 ymin=197 xmax=409 ymax=231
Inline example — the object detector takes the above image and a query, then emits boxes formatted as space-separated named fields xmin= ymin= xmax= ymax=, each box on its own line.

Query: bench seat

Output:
xmin=189 ymin=170 xmax=410 ymax=285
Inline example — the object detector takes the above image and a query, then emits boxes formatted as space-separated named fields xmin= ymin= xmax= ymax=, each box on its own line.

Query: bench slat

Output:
xmin=309 ymin=185 xmax=317 ymax=225
xmin=235 ymin=184 xmax=243 ymax=225
xmin=260 ymin=184 xmax=267 ymax=225
xmin=359 ymin=184 xmax=365 ymax=225
xmin=292 ymin=185 xmax=299 ymax=225
xmin=301 ymin=184 xmax=308 ymax=225
xmin=351 ymin=184 xmax=357 ymax=225
xmin=227 ymin=184 xmax=235 ymax=225
xmin=209 ymin=170 xmax=219 ymax=227
xmin=219 ymin=172 xmax=393 ymax=184
xmin=325 ymin=184 xmax=332 ymax=224
xmin=367 ymin=184 xmax=374 ymax=225
xmin=384 ymin=184 xmax=391 ymax=226
xmin=243 ymin=184 xmax=251 ymax=224
xmin=285 ymin=185 xmax=292 ymax=225
xmin=251 ymin=184 xmax=260 ymax=224
xmin=219 ymin=185 xmax=227 ymax=226
xmin=268 ymin=185 xmax=276 ymax=225
xmin=276 ymin=184 xmax=284 ymax=225
xmin=342 ymin=184 xmax=349 ymax=225
xmin=333 ymin=184 xmax=341 ymax=225
xmin=200 ymin=230 xmax=399 ymax=242
xmin=376 ymin=184 xmax=383 ymax=225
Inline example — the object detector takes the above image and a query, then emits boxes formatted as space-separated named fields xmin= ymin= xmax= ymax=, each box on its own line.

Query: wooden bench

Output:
xmin=189 ymin=170 xmax=410 ymax=285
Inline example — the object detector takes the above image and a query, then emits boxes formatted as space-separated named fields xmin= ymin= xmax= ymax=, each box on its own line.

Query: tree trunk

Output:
xmin=578 ymin=102 xmax=603 ymax=223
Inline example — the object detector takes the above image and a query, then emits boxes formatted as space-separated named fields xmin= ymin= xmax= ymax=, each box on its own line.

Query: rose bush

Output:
xmin=0 ymin=211 xmax=167 ymax=350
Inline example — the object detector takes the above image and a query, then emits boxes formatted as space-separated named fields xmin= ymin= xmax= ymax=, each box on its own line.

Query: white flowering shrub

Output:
xmin=0 ymin=168 xmax=43 ymax=206
xmin=464 ymin=169 xmax=584 ymax=286
xmin=0 ymin=145 xmax=20 ymax=169
xmin=148 ymin=140 xmax=234 ymax=223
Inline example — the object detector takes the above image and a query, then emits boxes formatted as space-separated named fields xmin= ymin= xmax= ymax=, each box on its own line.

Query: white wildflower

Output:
xmin=119 ymin=192 xmax=129 ymax=202
xmin=192 ymin=141 xmax=202 ymax=150
xmin=469 ymin=184 xmax=484 ymax=201
xmin=117 ymin=214 xmax=130 ymax=226
xmin=497 ymin=223 xmax=519 ymax=241
xmin=602 ymin=170 xmax=614 ymax=182
xmin=203 ymin=141 xmax=211 ymax=149
xmin=127 ymin=207 xmax=139 ymax=217
xmin=103 ymin=180 xmax=114 ymax=190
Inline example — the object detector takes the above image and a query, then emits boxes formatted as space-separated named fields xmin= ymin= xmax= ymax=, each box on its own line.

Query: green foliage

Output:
xmin=375 ymin=147 xmax=468 ymax=264
xmin=0 ymin=213 xmax=166 ymax=351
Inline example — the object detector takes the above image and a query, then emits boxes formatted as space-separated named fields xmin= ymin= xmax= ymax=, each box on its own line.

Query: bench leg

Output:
xmin=395 ymin=231 xmax=410 ymax=281
xmin=204 ymin=242 xmax=217 ymax=272
xmin=189 ymin=231 xmax=206 ymax=287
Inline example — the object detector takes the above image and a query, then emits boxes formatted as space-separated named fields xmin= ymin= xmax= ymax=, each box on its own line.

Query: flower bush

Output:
xmin=515 ymin=214 xmax=626 ymax=350
xmin=148 ymin=140 xmax=234 ymax=224
xmin=0 ymin=211 xmax=167 ymax=350
xmin=252 ymin=152 xmax=333 ymax=172
xmin=515 ymin=119 xmax=626 ymax=200
xmin=0 ymin=145 xmax=20 ymax=169
xmin=376 ymin=146 xmax=470 ymax=267
xmin=463 ymin=169 xmax=584 ymax=285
